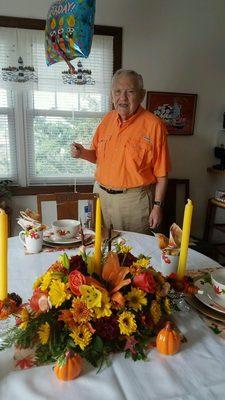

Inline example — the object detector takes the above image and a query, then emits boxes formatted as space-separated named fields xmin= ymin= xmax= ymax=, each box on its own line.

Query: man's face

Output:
xmin=111 ymin=75 xmax=145 ymax=121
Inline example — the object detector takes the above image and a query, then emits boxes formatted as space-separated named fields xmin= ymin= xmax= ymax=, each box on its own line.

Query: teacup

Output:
xmin=19 ymin=229 xmax=43 ymax=253
xmin=211 ymin=269 xmax=225 ymax=298
xmin=52 ymin=219 xmax=80 ymax=240
xmin=160 ymin=252 xmax=179 ymax=276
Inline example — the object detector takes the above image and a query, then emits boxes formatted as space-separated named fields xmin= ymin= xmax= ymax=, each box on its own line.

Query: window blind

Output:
xmin=0 ymin=26 xmax=114 ymax=185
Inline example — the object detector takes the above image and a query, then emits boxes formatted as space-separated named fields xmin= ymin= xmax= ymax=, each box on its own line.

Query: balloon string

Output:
xmin=57 ymin=44 xmax=76 ymax=75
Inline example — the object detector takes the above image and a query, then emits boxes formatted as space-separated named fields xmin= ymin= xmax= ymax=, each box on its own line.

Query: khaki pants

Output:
xmin=93 ymin=182 xmax=153 ymax=234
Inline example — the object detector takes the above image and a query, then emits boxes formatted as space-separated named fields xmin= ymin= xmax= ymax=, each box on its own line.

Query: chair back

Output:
xmin=37 ymin=192 xmax=98 ymax=229
xmin=160 ymin=178 xmax=190 ymax=235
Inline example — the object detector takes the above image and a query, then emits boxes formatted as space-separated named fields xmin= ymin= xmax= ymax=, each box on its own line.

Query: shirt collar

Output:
xmin=116 ymin=106 xmax=144 ymax=126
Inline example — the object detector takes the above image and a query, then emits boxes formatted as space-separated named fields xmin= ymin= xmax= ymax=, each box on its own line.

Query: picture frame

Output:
xmin=146 ymin=91 xmax=197 ymax=135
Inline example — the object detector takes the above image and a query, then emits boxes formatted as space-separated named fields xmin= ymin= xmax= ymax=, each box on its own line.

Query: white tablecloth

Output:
xmin=1 ymin=232 xmax=225 ymax=400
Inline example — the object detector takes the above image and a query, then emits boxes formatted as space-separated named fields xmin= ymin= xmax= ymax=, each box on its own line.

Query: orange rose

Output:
xmin=68 ymin=270 xmax=86 ymax=296
xmin=133 ymin=271 xmax=156 ymax=293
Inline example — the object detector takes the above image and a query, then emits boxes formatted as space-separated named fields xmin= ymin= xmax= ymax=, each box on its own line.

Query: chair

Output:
xmin=203 ymin=197 xmax=225 ymax=264
xmin=37 ymin=192 xmax=98 ymax=229
xmin=160 ymin=178 xmax=190 ymax=235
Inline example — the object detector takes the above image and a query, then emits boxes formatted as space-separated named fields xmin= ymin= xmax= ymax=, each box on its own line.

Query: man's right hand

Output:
xmin=71 ymin=142 xmax=84 ymax=159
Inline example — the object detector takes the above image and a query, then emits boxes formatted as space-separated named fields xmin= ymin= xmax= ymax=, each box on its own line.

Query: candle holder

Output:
xmin=0 ymin=316 xmax=14 ymax=346
xmin=169 ymin=289 xmax=190 ymax=312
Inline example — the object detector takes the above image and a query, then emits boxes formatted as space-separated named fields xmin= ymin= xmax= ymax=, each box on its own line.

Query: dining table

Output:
xmin=1 ymin=231 xmax=225 ymax=400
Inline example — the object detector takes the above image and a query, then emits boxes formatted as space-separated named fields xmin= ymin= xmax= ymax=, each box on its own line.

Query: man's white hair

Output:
xmin=112 ymin=69 xmax=144 ymax=90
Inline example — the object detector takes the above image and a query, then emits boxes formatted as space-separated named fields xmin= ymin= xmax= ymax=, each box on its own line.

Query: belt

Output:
xmin=99 ymin=184 xmax=125 ymax=194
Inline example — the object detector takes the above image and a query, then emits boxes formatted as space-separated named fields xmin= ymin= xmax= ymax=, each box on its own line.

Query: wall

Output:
xmin=1 ymin=0 xmax=225 ymax=237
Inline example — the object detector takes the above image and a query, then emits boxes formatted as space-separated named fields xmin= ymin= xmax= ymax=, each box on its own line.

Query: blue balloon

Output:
xmin=45 ymin=0 xmax=96 ymax=66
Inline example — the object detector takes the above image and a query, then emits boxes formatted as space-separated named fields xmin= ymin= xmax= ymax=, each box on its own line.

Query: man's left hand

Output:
xmin=149 ymin=206 xmax=163 ymax=229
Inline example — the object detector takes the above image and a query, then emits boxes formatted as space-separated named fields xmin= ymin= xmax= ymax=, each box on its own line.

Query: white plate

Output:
xmin=195 ymin=278 xmax=225 ymax=314
xmin=43 ymin=229 xmax=94 ymax=245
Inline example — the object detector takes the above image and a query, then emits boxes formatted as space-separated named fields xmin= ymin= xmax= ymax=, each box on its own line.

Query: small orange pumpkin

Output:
xmin=156 ymin=321 xmax=180 ymax=355
xmin=54 ymin=350 xmax=82 ymax=381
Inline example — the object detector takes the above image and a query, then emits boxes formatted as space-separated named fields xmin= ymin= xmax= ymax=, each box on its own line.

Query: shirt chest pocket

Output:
xmin=125 ymin=139 xmax=152 ymax=168
xmin=97 ymin=137 xmax=110 ymax=161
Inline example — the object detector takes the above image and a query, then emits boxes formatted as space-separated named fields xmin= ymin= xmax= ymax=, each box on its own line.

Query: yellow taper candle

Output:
xmin=177 ymin=199 xmax=193 ymax=280
xmin=94 ymin=197 xmax=102 ymax=275
xmin=0 ymin=209 xmax=8 ymax=300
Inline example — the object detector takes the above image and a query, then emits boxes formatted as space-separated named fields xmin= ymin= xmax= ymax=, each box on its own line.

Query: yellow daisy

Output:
xmin=33 ymin=276 xmax=43 ymax=290
xmin=71 ymin=298 xmax=92 ymax=323
xmin=49 ymin=280 xmax=71 ymax=308
xmin=94 ymin=292 xmax=112 ymax=319
xmin=40 ymin=271 xmax=54 ymax=291
xmin=80 ymin=285 xmax=102 ymax=309
xmin=19 ymin=307 xmax=30 ymax=330
xmin=125 ymin=287 xmax=147 ymax=311
xmin=70 ymin=324 xmax=92 ymax=350
xmin=119 ymin=244 xmax=132 ymax=254
xmin=132 ymin=258 xmax=149 ymax=269
xmin=118 ymin=311 xmax=137 ymax=336
xmin=150 ymin=300 xmax=162 ymax=325
xmin=38 ymin=322 xmax=50 ymax=344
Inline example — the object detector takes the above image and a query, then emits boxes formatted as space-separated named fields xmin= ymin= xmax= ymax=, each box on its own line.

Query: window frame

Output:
xmin=0 ymin=15 xmax=122 ymax=195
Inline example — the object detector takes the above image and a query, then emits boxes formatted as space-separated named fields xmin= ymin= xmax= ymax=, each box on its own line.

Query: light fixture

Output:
xmin=62 ymin=60 xmax=95 ymax=85
xmin=1 ymin=56 xmax=38 ymax=83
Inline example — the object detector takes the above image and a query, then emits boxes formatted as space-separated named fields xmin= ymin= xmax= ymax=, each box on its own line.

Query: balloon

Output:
xmin=45 ymin=0 xmax=96 ymax=70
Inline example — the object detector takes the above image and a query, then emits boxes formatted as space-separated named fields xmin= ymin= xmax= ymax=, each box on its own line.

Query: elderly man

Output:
xmin=71 ymin=69 xmax=171 ymax=233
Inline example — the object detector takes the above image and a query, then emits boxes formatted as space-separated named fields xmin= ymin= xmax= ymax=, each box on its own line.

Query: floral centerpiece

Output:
xmin=0 ymin=240 xmax=196 ymax=379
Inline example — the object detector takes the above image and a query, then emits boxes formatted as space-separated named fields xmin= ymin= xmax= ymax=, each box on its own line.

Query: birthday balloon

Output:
xmin=45 ymin=0 xmax=96 ymax=67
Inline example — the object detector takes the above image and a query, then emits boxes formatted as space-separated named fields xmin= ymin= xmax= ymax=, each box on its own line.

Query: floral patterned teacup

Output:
xmin=211 ymin=269 xmax=225 ymax=298
xmin=19 ymin=229 xmax=43 ymax=253
xmin=52 ymin=219 xmax=80 ymax=240
xmin=160 ymin=252 xmax=179 ymax=276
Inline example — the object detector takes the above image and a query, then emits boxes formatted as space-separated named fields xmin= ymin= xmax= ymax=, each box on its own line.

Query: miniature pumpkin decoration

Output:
xmin=156 ymin=321 xmax=180 ymax=355
xmin=54 ymin=350 xmax=82 ymax=381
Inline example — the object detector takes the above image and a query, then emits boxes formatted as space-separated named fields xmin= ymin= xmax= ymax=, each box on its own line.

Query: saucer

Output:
xmin=43 ymin=229 xmax=94 ymax=245
xmin=195 ymin=278 xmax=225 ymax=314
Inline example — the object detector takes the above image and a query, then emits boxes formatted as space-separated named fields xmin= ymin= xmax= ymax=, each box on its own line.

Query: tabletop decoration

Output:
xmin=155 ymin=223 xmax=182 ymax=256
xmin=177 ymin=199 xmax=193 ymax=279
xmin=156 ymin=321 xmax=181 ymax=355
xmin=0 ymin=240 xmax=198 ymax=380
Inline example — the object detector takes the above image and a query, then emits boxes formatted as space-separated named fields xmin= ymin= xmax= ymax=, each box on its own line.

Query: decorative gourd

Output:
xmin=156 ymin=321 xmax=180 ymax=355
xmin=54 ymin=350 xmax=82 ymax=381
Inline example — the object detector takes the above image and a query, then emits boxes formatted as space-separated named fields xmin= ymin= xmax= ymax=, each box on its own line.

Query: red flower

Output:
xmin=133 ymin=270 xmax=156 ymax=293
xmin=68 ymin=270 xmax=86 ymax=296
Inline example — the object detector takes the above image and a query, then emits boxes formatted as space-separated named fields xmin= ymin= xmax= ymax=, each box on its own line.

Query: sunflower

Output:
xmin=118 ymin=311 xmax=137 ymax=336
xmin=70 ymin=324 xmax=92 ymax=350
xmin=71 ymin=298 xmax=92 ymax=323
xmin=94 ymin=292 xmax=112 ymax=319
xmin=125 ymin=287 xmax=147 ymax=311
xmin=49 ymin=280 xmax=71 ymax=308
xmin=38 ymin=322 xmax=50 ymax=344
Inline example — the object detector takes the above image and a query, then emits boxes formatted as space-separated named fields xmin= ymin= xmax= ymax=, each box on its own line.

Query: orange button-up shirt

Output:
xmin=91 ymin=106 xmax=171 ymax=189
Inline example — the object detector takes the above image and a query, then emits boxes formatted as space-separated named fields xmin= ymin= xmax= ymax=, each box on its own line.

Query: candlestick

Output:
xmin=177 ymin=199 xmax=193 ymax=280
xmin=94 ymin=197 xmax=102 ymax=275
xmin=0 ymin=209 xmax=8 ymax=300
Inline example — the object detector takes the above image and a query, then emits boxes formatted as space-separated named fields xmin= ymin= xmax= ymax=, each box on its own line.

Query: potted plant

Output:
xmin=0 ymin=179 xmax=12 ymax=210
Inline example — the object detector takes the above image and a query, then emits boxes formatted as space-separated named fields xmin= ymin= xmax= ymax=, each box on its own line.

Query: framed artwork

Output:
xmin=146 ymin=91 xmax=197 ymax=135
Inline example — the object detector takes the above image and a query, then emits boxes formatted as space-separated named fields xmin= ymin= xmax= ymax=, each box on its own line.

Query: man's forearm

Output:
xmin=154 ymin=176 xmax=168 ymax=204
xmin=81 ymin=149 xmax=97 ymax=164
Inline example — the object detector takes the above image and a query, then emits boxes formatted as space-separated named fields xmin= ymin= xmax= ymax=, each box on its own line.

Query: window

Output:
xmin=0 ymin=18 xmax=122 ymax=187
